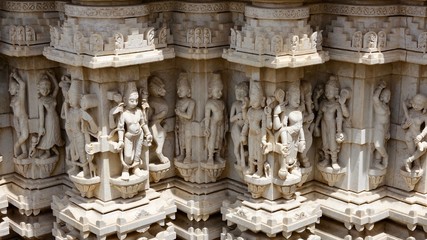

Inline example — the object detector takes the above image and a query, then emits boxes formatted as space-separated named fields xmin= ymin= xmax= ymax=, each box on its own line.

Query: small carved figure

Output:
xmin=117 ymin=83 xmax=152 ymax=180
xmin=148 ymin=76 xmax=170 ymax=164
xmin=273 ymin=85 xmax=305 ymax=179
xmin=314 ymin=76 xmax=350 ymax=170
xmin=36 ymin=71 xmax=63 ymax=158
xmin=16 ymin=26 xmax=25 ymax=43
xmin=372 ymin=81 xmax=390 ymax=170
xmin=271 ymin=35 xmax=283 ymax=55
xmin=114 ymin=33 xmax=124 ymax=50
xmin=378 ymin=31 xmax=386 ymax=50
xmin=59 ymin=75 xmax=71 ymax=162
xmin=195 ymin=27 xmax=202 ymax=48
xmin=230 ymin=28 xmax=236 ymax=48
xmin=146 ymin=28 xmax=155 ymax=46
xmin=25 ymin=26 xmax=35 ymax=42
xmin=402 ymin=94 xmax=427 ymax=172
xmin=418 ymin=32 xmax=427 ymax=53
xmin=241 ymin=82 xmax=267 ymax=178
xmin=9 ymin=69 xmax=29 ymax=160
xmin=205 ymin=74 xmax=227 ymax=164
xmin=175 ymin=73 xmax=196 ymax=163
xmin=230 ymin=82 xmax=249 ymax=169
xmin=203 ymin=28 xmax=211 ymax=47
xmin=10 ymin=26 xmax=16 ymax=45
xmin=159 ymin=27 xmax=167 ymax=45
xmin=352 ymin=31 xmax=362 ymax=49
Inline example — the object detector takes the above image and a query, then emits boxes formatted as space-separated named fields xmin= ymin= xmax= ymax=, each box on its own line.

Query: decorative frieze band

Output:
xmin=65 ymin=4 xmax=150 ymax=18
xmin=2 ymin=1 xmax=56 ymax=12
xmin=245 ymin=5 xmax=309 ymax=19
xmin=310 ymin=3 xmax=427 ymax=17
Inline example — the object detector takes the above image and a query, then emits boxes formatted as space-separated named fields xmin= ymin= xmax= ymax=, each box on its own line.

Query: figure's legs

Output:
xmin=15 ymin=119 xmax=29 ymax=159
xmin=152 ymin=124 xmax=169 ymax=164
xmin=374 ymin=139 xmax=388 ymax=169
xmin=405 ymin=143 xmax=427 ymax=172
xmin=331 ymin=150 xmax=341 ymax=170
xmin=254 ymin=157 xmax=265 ymax=178
xmin=207 ymin=125 xmax=217 ymax=164
xmin=122 ymin=136 xmax=134 ymax=180
xmin=246 ymin=157 xmax=255 ymax=175
xmin=278 ymin=156 xmax=289 ymax=180
xmin=184 ymin=126 xmax=192 ymax=164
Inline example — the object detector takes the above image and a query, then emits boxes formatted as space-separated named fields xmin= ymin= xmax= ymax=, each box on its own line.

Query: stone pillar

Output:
xmin=44 ymin=2 xmax=176 ymax=239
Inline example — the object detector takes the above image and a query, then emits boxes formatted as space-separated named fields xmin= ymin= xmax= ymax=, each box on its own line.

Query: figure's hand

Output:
xmin=298 ymin=140 xmax=306 ymax=152
xmin=242 ymin=97 xmax=249 ymax=109
xmin=385 ymin=132 xmax=390 ymax=140
xmin=264 ymin=106 xmax=272 ymax=115
xmin=266 ymin=96 xmax=275 ymax=106
xmin=39 ymin=128 xmax=45 ymax=136
xmin=415 ymin=134 xmax=423 ymax=144
xmin=204 ymin=129 xmax=210 ymax=137
xmin=336 ymin=132 xmax=345 ymax=143
xmin=117 ymin=141 xmax=124 ymax=151
xmin=378 ymin=80 xmax=386 ymax=89
xmin=240 ymin=135 xmax=247 ymax=145
xmin=314 ymin=88 xmax=323 ymax=99
xmin=146 ymin=134 xmax=153 ymax=143
xmin=273 ymin=105 xmax=282 ymax=116
xmin=402 ymin=119 xmax=412 ymax=129
xmin=306 ymin=112 xmax=315 ymax=123
xmin=314 ymin=127 xmax=320 ymax=137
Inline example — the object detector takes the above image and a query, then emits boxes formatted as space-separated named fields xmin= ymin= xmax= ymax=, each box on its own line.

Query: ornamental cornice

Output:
xmin=65 ymin=4 xmax=151 ymax=18
xmin=2 ymin=1 xmax=56 ymax=12
xmin=245 ymin=5 xmax=309 ymax=19
xmin=310 ymin=3 xmax=427 ymax=17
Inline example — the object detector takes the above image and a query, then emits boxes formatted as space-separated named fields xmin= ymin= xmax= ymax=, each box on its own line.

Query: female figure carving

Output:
xmin=230 ymin=81 xmax=249 ymax=169
xmin=148 ymin=76 xmax=169 ymax=164
xmin=9 ymin=69 xmax=29 ymax=160
xmin=273 ymin=85 xmax=305 ymax=179
xmin=372 ymin=81 xmax=390 ymax=170
xmin=204 ymin=74 xmax=226 ymax=164
xmin=241 ymin=82 xmax=267 ymax=178
xmin=314 ymin=76 xmax=350 ymax=170
xmin=36 ymin=71 xmax=63 ymax=158
xmin=402 ymin=94 xmax=427 ymax=172
xmin=175 ymin=73 xmax=196 ymax=163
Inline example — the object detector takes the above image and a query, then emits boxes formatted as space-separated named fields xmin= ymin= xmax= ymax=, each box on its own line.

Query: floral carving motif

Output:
xmin=245 ymin=6 xmax=309 ymax=19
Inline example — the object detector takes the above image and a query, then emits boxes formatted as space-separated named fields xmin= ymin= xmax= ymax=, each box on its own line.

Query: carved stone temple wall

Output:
xmin=1 ymin=0 xmax=427 ymax=239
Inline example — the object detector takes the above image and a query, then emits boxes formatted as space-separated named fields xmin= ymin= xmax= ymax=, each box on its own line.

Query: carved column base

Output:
xmin=172 ymin=211 xmax=225 ymax=240
xmin=70 ymin=174 xmax=101 ymax=198
xmin=400 ymin=168 xmax=424 ymax=191
xmin=110 ymin=171 xmax=149 ymax=199
xmin=317 ymin=164 xmax=347 ymax=187
xmin=368 ymin=168 xmax=387 ymax=190
xmin=13 ymin=155 xmax=59 ymax=179
xmin=298 ymin=166 xmax=313 ymax=187
xmin=149 ymin=161 xmax=171 ymax=183
xmin=174 ymin=159 xmax=226 ymax=183
xmin=171 ymin=178 xmax=230 ymax=222
xmin=221 ymin=194 xmax=321 ymax=238
xmin=51 ymin=189 xmax=176 ymax=240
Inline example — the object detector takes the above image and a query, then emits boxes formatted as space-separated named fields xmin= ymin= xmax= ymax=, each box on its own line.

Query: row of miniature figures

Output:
xmin=8 ymin=69 xmax=426 ymax=190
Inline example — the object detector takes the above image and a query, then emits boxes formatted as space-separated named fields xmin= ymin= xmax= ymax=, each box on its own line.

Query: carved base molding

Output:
xmin=6 ymin=174 xmax=69 ymax=217
xmin=170 ymin=178 xmax=230 ymax=222
xmin=51 ymin=189 xmax=176 ymax=240
xmin=221 ymin=194 xmax=321 ymax=239
xmin=6 ymin=208 xmax=56 ymax=239
xmin=43 ymin=47 xmax=175 ymax=68
xmin=222 ymin=49 xmax=329 ymax=69
xmin=172 ymin=211 xmax=224 ymax=240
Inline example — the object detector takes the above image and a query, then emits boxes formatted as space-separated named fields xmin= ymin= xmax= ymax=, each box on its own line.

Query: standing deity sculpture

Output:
xmin=204 ymin=74 xmax=227 ymax=164
xmin=230 ymin=82 xmax=249 ymax=172
xmin=148 ymin=76 xmax=170 ymax=164
xmin=402 ymin=94 xmax=427 ymax=172
xmin=241 ymin=82 xmax=267 ymax=178
xmin=35 ymin=71 xmax=63 ymax=158
xmin=298 ymin=81 xmax=315 ymax=168
xmin=65 ymin=80 xmax=99 ymax=178
xmin=372 ymin=81 xmax=390 ymax=170
xmin=272 ymin=85 xmax=305 ymax=180
xmin=314 ymin=76 xmax=351 ymax=170
xmin=175 ymin=73 xmax=195 ymax=163
xmin=117 ymin=83 xmax=152 ymax=180
xmin=9 ymin=69 xmax=29 ymax=160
